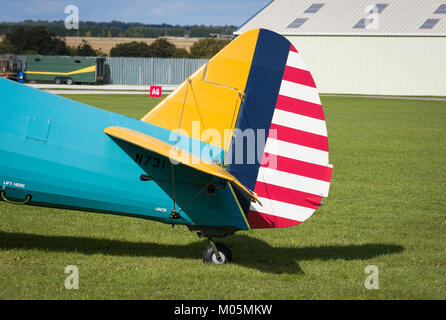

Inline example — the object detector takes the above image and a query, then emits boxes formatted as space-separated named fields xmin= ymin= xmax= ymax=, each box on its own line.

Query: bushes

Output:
xmin=0 ymin=25 xmax=234 ymax=58
xmin=110 ymin=38 xmax=231 ymax=58
xmin=1 ymin=26 xmax=70 ymax=55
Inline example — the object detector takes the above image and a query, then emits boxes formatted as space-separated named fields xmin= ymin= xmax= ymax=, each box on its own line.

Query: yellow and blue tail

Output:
xmin=142 ymin=29 xmax=333 ymax=229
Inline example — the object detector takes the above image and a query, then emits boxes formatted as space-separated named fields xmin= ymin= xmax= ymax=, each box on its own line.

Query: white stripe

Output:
xmin=286 ymin=51 xmax=309 ymax=71
xmin=264 ymin=138 xmax=329 ymax=166
xmin=257 ymin=166 xmax=330 ymax=197
xmin=279 ymin=80 xmax=321 ymax=105
xmin=250 ymin=196 xmax=315 ymax=222
xmin=271 ymin=108 xmax=327 ymax=136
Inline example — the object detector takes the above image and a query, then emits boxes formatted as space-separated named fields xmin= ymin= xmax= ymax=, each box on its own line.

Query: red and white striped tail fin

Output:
xmin=247 ymin=44 xmax=333 ymax=229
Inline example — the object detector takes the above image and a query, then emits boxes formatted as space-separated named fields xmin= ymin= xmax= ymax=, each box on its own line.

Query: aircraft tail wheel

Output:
xmin=203 ymin=241 xmax=232 ymax=264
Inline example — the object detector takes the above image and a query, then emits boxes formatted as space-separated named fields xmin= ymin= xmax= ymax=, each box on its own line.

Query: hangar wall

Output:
xmin=287 ymin=35 xmax=446 ymax=96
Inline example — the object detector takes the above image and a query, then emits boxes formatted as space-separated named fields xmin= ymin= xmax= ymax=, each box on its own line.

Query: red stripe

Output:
xmin=261 ymin=152 xmax=333 ymax=182
xmin=248 ymin=210 xmax=301 ymax=229
xmin=275 ymin=94 xmax=325 ymax=120
xmin=282 ymin=65 xmax=316 ymax=88
xmin=254 ymin=181 xmax=322 ymax=209
xmin=269 ymin=123 xmax=328 ymax=151
xmin=289 ymin=44 xmax=298 ymax=53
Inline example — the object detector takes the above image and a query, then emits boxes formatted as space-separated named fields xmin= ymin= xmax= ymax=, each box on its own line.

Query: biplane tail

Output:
xmin=142 ymin=28 xmax=333 ymax=229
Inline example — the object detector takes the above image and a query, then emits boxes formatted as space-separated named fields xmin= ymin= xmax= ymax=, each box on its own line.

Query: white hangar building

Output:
xmin=234 ymin=0 xmax=446 ymax=96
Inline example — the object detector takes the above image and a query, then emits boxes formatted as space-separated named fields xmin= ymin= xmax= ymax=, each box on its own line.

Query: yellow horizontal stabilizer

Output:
xmin=104 ymin=126 xmax=260 ymax=204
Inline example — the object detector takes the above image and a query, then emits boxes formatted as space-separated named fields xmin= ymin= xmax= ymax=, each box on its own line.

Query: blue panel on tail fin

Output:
xmin=227 ymin=29 xmax=290 ymax=192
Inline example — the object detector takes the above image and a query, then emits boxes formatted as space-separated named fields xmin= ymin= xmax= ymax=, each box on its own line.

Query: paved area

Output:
xmin=25 ymin=84 xmax=446 ymax=100
xmin=25 ymin=84 xmax=177 ymax=95
xmin=45 ymin=90 xmax=149 ymax=95
xmin=320 ymin=94 xmax=446 ymax=101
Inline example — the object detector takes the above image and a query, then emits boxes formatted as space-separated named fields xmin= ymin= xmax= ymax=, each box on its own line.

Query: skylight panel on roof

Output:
xmin=304 ymin=3 xmax=325 ymax=13
xmin=420 ymin=19 xmax=440 ymax=29
xmin=353 ymin=18 xmax=367 ymax=29
xmin=374 ymin=3 xmax=388 ymax=13
xmin=287 ymin=18 xmax=308 ymax=28
xmin=434 ymin=4 xmax=446 ymax=14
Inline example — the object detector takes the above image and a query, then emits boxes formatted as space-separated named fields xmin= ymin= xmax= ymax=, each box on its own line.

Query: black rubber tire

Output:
xmin=55 ymin=78 xmax=61 ymax=84
xmin=66 ymin=78 xmax=73 ymax=85
xmin=202 ymin=242 xmax=232 ymax=264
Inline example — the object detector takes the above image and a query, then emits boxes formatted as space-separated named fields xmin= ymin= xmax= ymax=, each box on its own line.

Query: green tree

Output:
xmin=109 ymin=41 xmax=151 ymax=57
xmin=2 ymin=26 xmax=70 ymax=55
xmin=172 ymin=48 xmax=190 ymax=58
xmin=70 ymin=39 xmax=98 ymax=56
xmin=147 ymin=38 xmax=176 ymax=57
xmin=109 ymin=38 xmax=189 ymax=58
xmin=108 ymin=26 xmax=122 ymax=37
xmin=0 ymin=22 xmax=237 ymax=39
xmin=189 ymin=38 xmax=231 ymax=58
xmin=189 ymin=25 xmax=209 ymax=37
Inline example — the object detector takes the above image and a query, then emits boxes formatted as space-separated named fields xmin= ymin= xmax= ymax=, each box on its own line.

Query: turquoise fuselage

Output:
xmin=0 ymin=78 xmax=249 ymax=231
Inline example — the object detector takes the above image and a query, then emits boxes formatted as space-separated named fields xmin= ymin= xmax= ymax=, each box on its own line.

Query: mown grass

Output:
xmin=0 ymin=94 xmax=445 ymax=299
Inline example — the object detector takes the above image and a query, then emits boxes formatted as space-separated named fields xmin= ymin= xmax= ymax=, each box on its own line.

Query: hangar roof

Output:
xmin=235 ymin=0 xmax=446 ymax=36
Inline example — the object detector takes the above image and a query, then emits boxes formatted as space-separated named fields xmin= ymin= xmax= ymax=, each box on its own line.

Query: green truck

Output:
xmin=24 ymin=56 xmax=106 ymax=84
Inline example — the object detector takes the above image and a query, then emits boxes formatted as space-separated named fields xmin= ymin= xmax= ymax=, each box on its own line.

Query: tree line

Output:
xmin=0 ymin=26 xmax=231 ymax=58
xmin=0 ymin=21 xmax=236 ymax=38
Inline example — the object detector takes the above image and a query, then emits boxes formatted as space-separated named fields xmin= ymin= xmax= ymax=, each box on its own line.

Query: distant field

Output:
xmin=64 ymin=36 xmax=201 ymax=54
xmin=0 ymin=35 xmax=201 ymax=54
xmin=0 ymin=94 xmax=445 ymax=299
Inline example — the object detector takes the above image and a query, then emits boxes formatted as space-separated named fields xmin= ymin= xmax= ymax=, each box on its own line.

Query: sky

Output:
xmin=0 ymin=0 xmax=271 ymax=26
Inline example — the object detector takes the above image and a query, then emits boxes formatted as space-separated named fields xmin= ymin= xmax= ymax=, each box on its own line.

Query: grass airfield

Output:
xmin=0 ymin=94 xmax=445 ymax=299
